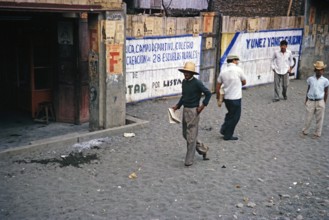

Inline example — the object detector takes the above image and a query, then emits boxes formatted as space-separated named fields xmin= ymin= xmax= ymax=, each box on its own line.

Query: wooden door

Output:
xmin=30 ymin=33 xmax=53 ymax=118
xmin=16 ymin=22 xmax=53 ymax=117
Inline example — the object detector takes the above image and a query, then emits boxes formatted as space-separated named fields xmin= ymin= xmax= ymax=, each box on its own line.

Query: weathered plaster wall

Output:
xmin=299 ymin=0 xmax=329 ymax=79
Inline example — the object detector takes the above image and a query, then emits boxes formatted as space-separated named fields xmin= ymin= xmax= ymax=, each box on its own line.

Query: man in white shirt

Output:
xmin=216 ymin=55 xmax=247 ymax=141
xmin=302 ymin=61 xmax=329 ymax=138
xmin=271 ymin=40 xmax=294 ymax=102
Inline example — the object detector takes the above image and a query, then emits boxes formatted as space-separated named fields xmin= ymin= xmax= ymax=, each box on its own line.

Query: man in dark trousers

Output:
xmin=216 ymin=55 xmax=247 ymax=141
xmin=172 ymin=62 xmax=211 ymax=166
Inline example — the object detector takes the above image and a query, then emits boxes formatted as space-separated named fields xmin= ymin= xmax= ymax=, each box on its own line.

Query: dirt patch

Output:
xmin=14 ymin=152 xmax=98 ymax=168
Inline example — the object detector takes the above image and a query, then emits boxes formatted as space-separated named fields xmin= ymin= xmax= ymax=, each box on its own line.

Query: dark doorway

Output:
xmin=0 ymin=12 xmax=55 ymax=119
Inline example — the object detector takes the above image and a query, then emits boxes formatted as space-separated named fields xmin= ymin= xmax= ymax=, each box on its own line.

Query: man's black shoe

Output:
xmin=203 ymin=154 xmax=210 ymax=160
xmin=196 ymin=148 xmax=203 ymax=155
xmin=272 ymin=99 xmax=280 ymax=102
xmin=223 ymin=136 xmax=238 ymax=141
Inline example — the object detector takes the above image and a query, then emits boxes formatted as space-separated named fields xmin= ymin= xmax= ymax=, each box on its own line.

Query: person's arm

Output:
xmin=216 ymin=82 xmax=222 ymax=99
xmin=305 ymin=85 xmax=310 ymax=104
xmin=172 ymin=96 xmax=183 ymax=111
xmin=240 ymin=70 xmax=247 ymax=86
xmin=197 ymin=104 xmax=205 ymax=114
xmin=271 ymin=52 xmax=277 ymax=72
xmin=288 ymin=52 xmax=294 ymax=73
xmin=216 ymin=74 xmax=223 ymax=99
xmin=197 ymin=81 xmax=211 ymax=114
xmin=324 ymin=86 xmax=328 ymax=103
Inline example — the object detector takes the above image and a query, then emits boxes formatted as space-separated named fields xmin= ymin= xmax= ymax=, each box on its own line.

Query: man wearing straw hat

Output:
xmin=172 ymin=62 xmax=211 ymax=166
xmin=302 ymin=61 xmax=329 ymax=138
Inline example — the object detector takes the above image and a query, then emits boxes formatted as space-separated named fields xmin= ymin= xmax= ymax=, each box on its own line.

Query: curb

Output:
xmin=0 ymin=115 xmax=149 ymax=156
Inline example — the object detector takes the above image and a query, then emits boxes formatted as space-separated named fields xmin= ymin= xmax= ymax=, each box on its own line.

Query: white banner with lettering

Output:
xmin=220 ymin=29 xmax=303 ymax=86
xmin=126 ymin=35 xmax=202 ymax=102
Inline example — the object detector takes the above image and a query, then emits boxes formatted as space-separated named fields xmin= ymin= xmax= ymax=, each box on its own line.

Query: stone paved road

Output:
xmin=0 ymin=78 xmax=328 ymax=219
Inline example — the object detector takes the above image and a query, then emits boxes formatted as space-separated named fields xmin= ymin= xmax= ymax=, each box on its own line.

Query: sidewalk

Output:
xmin=0 ymin=79 xmax=328 ymax=219
xmin=0 ymin=114 xmax=148 ymax=154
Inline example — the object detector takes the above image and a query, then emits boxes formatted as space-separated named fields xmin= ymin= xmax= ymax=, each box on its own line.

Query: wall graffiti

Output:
xmin=221 ymin=29 xmax=303 ymax=86
xmin=126 ymin=35 xmax=202 ymax=102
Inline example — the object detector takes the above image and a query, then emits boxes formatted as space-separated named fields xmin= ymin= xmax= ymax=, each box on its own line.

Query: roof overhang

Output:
xmin=0 ymin=1 xmax=121 ymax=13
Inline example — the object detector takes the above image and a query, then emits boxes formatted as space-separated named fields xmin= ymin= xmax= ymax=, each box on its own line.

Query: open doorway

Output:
xmin=0 ymin=12 xmax=55 ymax=125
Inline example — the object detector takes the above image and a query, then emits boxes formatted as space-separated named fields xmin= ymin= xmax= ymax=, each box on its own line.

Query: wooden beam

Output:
xmin=287 ymin=0 xmax=293 ymax=16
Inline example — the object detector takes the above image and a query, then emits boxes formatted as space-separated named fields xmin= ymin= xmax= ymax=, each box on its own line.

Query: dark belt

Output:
xmin=308 ymin=98 xmax=322 ymax=101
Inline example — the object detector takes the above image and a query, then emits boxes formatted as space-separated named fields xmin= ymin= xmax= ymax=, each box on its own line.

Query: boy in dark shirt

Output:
xmin=172 ymin=62 xmax=211 ymax=166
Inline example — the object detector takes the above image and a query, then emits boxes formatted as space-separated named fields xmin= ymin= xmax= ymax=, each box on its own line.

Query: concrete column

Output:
xmin=103 ymin=10 xmax=126 ymax=128
xmin=89 ymin=11 xmax=126 ymax=130
xmin=89 ymin=14 xmax=101 ymax=131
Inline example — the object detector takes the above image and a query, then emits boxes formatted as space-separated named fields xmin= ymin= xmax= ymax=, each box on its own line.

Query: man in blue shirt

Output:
xmin=172 ymin=62 xmax=211 ymax=166
xmin=302 ymin=61 xmax=329 ymax=138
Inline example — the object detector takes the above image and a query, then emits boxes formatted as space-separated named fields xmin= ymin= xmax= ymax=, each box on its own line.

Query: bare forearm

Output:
xmin=216 ymin=83 xmax=221 ymax=99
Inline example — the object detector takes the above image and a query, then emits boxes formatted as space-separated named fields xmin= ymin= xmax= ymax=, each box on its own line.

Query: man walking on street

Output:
xmin=302 ymin=61 xmax=329 ymax=138
xmin=172 ymin=62 xmax=211 ymax=166
xmin=216 ymin=55 xmax=246 ymax=141
xmin=271 ymin=40 xmax=294 ymax=102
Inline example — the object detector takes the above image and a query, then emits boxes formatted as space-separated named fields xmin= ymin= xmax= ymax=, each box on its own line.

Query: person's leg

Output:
xmin=221 ymin=99 xmax=233 ymax=137
xmin=196 ymin=141 xmax=208 ymax=153
xmin=182 ymin=108 xmax=187 ymax=140
xmin=231 ymin=99 xmax=242 ymax=131
xmin=302 ymin=100 xmax=315 ymax=135
xmin=196 ymin=141 xmax=209 ymax=160
xmin=184 ymin=108 xmax=199 ymax=166
xmin=223 ymin=99 xmax=241 ymax=140
xmin=282 ymin=73 xmax=289 ymax=99
xmin=314 ymin=100 xmax=325 ymax=137
xmin=274 ymin=72 xmax=281 ymax=101
xmin=220 ymin=122 xmax=226 ymax=135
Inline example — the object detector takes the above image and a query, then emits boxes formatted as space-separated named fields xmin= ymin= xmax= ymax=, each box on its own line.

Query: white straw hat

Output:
xmin=178 ymin=62 xmax=199 ymax=75
xmin=314 ymin=61 xmax=327 ymax=70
